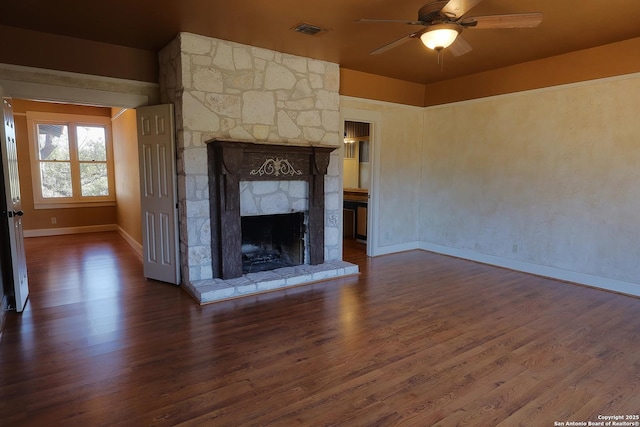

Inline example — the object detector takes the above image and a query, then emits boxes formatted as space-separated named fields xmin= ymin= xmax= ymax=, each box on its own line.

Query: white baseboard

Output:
xmin=23 ymin=224 xmax=144 ymax=258
xmin=24 ymin=224 xmax=118 ymax=237
xmin=371 ymin=241 xmax=422 ymax=257
xmin=418 ymin=241 xmax=640 ymax=298
xmin=116 ymin=226 xmax=143 ymax=258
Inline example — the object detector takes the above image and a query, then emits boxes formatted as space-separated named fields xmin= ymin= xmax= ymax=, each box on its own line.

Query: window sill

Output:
xmin=33 ymin=200 xmax=116 ymax=210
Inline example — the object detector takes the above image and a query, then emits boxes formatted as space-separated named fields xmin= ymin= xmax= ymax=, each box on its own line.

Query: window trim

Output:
xmin=26 ymin=111 xmax=116 ymax=210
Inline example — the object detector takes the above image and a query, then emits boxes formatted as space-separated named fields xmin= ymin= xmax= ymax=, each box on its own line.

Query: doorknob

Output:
xmin=9 ymin=210 xmax=24 ymax=217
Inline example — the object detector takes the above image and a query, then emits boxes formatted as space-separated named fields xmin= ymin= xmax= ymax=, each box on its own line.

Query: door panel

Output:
xmin=136 ymin=104 xmax=180 ymax=285
xmin=1 ymin=96 xmax=29 ymax=311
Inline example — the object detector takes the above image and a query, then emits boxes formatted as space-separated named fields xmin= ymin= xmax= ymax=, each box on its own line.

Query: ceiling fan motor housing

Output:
xmin=418 ymin=1 xmax=450 ymax=22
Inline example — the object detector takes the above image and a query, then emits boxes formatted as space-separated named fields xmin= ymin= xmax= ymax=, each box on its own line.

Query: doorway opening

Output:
xmin=2 ymin=96 xmax=143 ymax=312
xmin=0 ymin=68 xmax=156 ymax=314
xmin=342 ymin=120 xmax=371 ymax=259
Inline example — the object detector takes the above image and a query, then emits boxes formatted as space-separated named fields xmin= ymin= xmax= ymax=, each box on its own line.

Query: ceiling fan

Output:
xmin=358 ymin=0 xmax=543 ymax=56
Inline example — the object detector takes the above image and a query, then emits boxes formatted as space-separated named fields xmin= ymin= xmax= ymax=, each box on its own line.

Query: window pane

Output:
xmin=80 ymin=163 xmax=109 ymax=196
xmin=40 ymin=162 xmax=72 ymax=198
xmin=77 ymin=126 xmax=107 ymax=161
xmin=37 ymin=124 xmax=69 ymax=160
xmin=359 ymin=140 xmax=370 ymax=163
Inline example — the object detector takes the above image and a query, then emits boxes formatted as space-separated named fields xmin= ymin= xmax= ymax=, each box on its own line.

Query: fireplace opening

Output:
xmin=241 ymin=212 xmax=306 ymax=274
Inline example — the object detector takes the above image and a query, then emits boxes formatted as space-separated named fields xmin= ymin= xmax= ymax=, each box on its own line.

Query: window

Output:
xmin=27 ymin=112 xmax=115 ymax=209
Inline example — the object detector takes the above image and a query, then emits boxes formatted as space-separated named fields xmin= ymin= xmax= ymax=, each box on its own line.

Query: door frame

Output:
xmin=340 ymin=108 xmax=382 ymax=258
xmin=0 ymin=63 xmax=154 ymax=108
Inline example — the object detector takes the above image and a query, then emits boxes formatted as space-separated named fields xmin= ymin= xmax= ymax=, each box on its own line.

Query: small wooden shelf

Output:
xmin=344 ymin=188 xmax=368 ymax=203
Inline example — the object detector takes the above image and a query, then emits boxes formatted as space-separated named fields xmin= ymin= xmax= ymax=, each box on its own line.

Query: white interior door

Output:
xmin=1 ymin=95 xmax=29 ymax=311
xmin=136 ymin=104 xmax=180 ymax=285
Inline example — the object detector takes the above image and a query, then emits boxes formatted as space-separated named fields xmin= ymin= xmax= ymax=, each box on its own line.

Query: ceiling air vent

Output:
xmin=292 ymin=22 xmax=327 ymax=36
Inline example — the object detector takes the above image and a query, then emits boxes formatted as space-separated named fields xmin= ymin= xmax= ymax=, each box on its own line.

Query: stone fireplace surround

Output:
xmin=182 ymin=140 xmax=359 ymax=303
xmin=159 ymin=32 xmax=359 ymax=303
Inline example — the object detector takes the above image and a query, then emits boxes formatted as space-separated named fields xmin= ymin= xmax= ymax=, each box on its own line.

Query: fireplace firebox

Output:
xmin=241 ymin=212 xmax=305 ymax=274
xmin=207 ymin=140 xmax=336 ymax=280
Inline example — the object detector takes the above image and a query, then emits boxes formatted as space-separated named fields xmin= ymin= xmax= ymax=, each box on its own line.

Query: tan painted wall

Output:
xmin=420 ymin=74 xmax=640 ymax=286
xmin=112 ymin=108 xmax=141 ymax=244
xmin=375 ymin=106 xmax=423 ymax=248
xmin=340 ymin=69 xmax=426 ymax=107
xmin=423 ymin=37 xmax=640 ymax=107
xmin=12 ymin=99 xmax=117 ymax=230
xmin=0 ymin=25 xmax=158 ymax=83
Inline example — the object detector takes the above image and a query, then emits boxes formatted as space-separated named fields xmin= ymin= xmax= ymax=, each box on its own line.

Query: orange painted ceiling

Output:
xmin=1 ymin=0 xmax=640 ymax=85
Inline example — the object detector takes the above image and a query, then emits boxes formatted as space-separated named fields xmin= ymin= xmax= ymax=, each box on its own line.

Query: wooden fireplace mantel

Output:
xmin=206 ymin=140 xmax=337 ymax=279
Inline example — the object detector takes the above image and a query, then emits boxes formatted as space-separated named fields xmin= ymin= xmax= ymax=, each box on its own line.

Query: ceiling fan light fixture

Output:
xmin=420 ymin=24 xmax=460 ymax=50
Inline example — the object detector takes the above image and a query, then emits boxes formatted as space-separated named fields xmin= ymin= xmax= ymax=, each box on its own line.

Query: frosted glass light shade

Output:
xmin=420 ymin=26 xmax=460 ymax=50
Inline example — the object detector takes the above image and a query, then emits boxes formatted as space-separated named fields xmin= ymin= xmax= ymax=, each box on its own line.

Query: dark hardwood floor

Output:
xmin=1 ymin=232 xmax=639 ymax=426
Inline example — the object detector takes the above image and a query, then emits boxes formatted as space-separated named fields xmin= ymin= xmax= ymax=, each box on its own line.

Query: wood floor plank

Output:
xmin=1 ymin=233 xmax=639 ymax=425
xmin=493 ymin=357 xmax=602 ymax=426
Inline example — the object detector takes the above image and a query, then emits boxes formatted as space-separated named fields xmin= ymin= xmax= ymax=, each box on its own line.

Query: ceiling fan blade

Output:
xmin=448 ymin=33 xmax=472 ymax=56
xmin=441 ymin=0 xmax=484 ymax=19
xmin=357 ymin=18 xmax=424 ymax=25
xmin=370 ymin=32 xmax=422 ymax=55
xmin=462 ymin=12 xmax=543 ymax=29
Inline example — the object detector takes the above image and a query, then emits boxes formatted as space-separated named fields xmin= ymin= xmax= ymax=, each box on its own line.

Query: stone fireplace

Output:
xmin=158 ymin=32 xmax=358 ymax=303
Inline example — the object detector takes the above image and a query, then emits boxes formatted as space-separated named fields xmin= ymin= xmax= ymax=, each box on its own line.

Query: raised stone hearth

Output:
xmin=185 ymin=261 xmax=359 ymax=303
